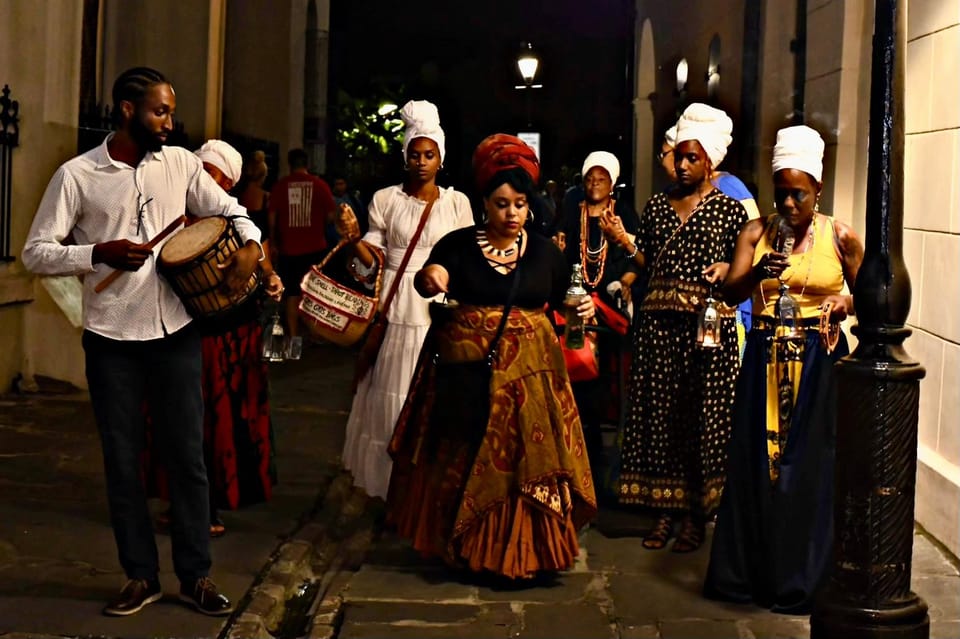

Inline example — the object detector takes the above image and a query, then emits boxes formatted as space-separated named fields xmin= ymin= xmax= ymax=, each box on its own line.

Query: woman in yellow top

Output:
xmin=704 ymin=125 xmax=864 ymax=614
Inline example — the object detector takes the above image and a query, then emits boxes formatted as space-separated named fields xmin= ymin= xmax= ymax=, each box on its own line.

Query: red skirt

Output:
xmin=144 ymin=319 xmax=276 ymax=510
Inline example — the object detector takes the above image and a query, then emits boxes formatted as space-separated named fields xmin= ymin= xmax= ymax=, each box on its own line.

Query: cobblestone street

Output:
xmin=0 ymin=344 xmax=957 ymax=639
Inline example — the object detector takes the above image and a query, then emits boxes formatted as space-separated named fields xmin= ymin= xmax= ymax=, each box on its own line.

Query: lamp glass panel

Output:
xmin=518 ymin=57 xmax=539 ymax=83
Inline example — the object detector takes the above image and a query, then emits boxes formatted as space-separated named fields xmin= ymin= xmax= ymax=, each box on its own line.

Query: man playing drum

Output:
xmin=22 ymin=67 xmax=262 ymax=617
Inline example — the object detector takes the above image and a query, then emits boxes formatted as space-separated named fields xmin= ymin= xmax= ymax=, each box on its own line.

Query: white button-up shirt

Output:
xmin=22 ymin=135 xmax=262 ymax=341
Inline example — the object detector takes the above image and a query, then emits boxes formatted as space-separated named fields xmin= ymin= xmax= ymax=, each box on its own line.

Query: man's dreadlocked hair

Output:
xmin=111 ymin=67 xmax=168 ymax=123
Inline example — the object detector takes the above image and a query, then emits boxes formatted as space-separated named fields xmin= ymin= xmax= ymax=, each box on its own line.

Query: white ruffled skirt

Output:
xmin=342 ymin=320 xmax=429 ymax=499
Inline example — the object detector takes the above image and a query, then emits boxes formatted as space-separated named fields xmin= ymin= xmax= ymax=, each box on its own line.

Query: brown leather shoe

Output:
xmin=178 ymin=577 xmax=233 ymax=616
xmin=103 ymin=578 xmax=162 ymax=616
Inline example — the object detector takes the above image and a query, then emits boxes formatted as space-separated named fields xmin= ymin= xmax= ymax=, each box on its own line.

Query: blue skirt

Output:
xmin=704 ymin=324 xmax=848 ymax=614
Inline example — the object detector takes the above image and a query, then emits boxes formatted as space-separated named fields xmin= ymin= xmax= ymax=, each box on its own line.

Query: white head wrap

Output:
xmin=771 ymin=125 xmax=825 ymax=182
xmin=675 ymin=103 xmax=733 ymax=168
xmin=581 ymin=151 xmax=620 ymax=185
xmin=401 ymin=100 xmax=446 ymax=163
xmin=663 ymin=124 xmax=678 ymax=149
xmin=195 ymin=139 xmax=242 ymax=184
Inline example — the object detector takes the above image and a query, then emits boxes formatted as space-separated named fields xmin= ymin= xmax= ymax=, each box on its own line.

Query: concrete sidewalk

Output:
xmin=333 ymin=522 xmax=959 ymax=639
xmin=0 ymin=342 xmax=354 ymax=639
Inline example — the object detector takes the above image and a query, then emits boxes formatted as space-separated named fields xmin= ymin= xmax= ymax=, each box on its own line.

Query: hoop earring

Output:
xmin=815 ymin=199 xmax=821 ymax=213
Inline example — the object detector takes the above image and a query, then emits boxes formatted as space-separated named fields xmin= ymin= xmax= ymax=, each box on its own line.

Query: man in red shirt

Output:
xmin=269 ymin=148 xmax=337 ymax=338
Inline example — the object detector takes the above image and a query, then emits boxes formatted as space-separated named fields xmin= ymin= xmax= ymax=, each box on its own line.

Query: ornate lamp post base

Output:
xmin=810 ymin=336 xmax=928 ymax=639
xmin=812 ymin=597 xmax=928 ymax=639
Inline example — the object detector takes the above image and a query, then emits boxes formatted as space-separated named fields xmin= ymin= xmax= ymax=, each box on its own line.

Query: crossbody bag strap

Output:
xmin=486 ymin=233 xmax=525 ymax=363
xmin=650 ymin=191 xmax=720 ymax=277
xmin=379 ymin=194 xmax=437 ymax=318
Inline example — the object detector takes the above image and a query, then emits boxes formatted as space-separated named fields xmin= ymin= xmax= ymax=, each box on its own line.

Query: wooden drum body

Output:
xmin=158 ymin=216 xmax=260 ymax=318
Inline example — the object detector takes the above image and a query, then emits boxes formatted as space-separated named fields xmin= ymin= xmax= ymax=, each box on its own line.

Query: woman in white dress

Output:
xmin=336 ymin=100 xmax=473 ymax=499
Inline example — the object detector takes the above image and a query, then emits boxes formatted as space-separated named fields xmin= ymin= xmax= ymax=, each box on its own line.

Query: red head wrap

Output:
xmin=472 ymin=134 xmax=540 ymax=191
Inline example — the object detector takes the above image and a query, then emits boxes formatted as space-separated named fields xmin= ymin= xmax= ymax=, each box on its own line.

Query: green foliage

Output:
xmin=334 ymin=88 xmax=405 ymax=160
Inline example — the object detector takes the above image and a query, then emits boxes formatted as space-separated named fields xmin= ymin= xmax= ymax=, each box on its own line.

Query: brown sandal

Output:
xmin=671 ymin=516 xmax=704 ymax=553
xmin=209 ymin=518 xmax=226 ymax=538
xmin=642 ymin=513 xmax=674 ymax=550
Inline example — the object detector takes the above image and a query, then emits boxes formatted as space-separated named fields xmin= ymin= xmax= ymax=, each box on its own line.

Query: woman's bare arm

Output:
xmin=720 ymin=218 xmax=770 ymax=305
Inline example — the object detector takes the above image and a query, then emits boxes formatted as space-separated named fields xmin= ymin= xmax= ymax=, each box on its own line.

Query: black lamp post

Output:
xmin=810 ymin=1 xmax=929 ymax=637
xmin=515 ymin=42 xmax=541 ymax=127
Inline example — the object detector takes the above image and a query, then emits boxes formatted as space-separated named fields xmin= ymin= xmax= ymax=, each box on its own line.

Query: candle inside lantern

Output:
xmin=697 ymin=297 xmax=722 ymax=349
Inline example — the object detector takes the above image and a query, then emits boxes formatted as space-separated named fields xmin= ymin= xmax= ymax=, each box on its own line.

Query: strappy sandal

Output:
xmin=642 ymin=512 xmax=674 ymax=550
xmin=671 ymin=516 xmax=704 ymax=553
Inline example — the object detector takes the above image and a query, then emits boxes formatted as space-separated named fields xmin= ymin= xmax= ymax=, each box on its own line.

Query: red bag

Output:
xmin=592 ymin=292 xmax=630 ymax=336
xmin=553 ymin=310 xmax=600 ymax=382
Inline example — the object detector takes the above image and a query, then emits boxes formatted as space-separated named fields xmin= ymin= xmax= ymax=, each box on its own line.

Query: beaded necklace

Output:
xmin=477 ymin=228 xmax=522 ymax=274
xmin=477 ymin=228 xmax=519 ymax=257
xmin=579 ymin=200 xmax=609 ymax=287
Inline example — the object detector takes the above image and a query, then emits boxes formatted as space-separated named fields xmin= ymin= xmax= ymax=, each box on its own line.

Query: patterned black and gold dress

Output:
xmin=617 ymin=189 xmax=746 ymax=515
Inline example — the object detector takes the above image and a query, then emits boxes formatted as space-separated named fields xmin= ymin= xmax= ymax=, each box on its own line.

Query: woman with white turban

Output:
xmin=335 ymin=100 xmax=473 ymax=500
xmin=704 ymin=125 xmax=863 ymax=613
xmin=616 ymin=103 xmax=748 ymax=552
xmin=658 ymin=111 xmax=760 ymax=358
xmin=553 ymin=150 xmax=638 ymax=491
xmin=147 ymin=140 xmax=283 ymax=537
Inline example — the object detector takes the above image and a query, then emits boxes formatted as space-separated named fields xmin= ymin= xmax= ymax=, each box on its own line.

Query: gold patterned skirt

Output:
xmin=386 ymin=305 xmax=597 ymax=579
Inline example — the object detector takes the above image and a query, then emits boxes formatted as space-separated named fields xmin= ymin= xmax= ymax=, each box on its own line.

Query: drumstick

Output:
xmin=94 ymin=215 xmax=187 ymax=294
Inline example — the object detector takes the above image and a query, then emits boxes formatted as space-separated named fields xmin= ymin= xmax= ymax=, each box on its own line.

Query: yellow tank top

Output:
xmin=751 ymin=215 xmax=844 ymax=319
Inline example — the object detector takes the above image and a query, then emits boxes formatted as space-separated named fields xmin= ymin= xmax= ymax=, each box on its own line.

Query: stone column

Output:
xmin=810 ymin=1 xmax=929 ymax=637
xmin=304 ymin=0 xmax=329 ymax=175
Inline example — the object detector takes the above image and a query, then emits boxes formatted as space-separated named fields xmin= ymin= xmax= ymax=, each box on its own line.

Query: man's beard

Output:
xmin=130 ymin=115 xmax=164 ymax=153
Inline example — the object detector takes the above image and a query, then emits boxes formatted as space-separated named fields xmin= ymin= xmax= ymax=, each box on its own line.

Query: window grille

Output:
xmin=0 ymin=84 xmax=20 ymax=262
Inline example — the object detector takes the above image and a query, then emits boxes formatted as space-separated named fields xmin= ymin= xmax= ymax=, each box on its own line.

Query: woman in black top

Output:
xmin=385 ymin=134 xmax=597 ymax=580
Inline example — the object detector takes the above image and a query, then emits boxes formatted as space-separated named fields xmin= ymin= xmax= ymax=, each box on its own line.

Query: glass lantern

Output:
xmin=696 ymin=296 xmax=722 ymax=349
xmin=261 ymin=311 xmax=286 ymax=362
xmin=773 ymin=281 xmax=806 ymax=361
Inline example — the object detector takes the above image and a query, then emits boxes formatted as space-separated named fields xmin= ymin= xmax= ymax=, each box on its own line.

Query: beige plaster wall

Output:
xmin=901 ymin=1 xmax=960 ymax=559
xmin=223 ymin=0 xmax=307 ymax=174
xmin=754 ymin=0 xmax=797 ymax=216
xmin=0 ymin=0 xmax=85 ymax=391
xmin=634 ymin=0 xmax=747 ymax=196
xmin=800 ymin=0 xmax=872 ymax=234
xmin=100 ymin=0 xmax=214 ymax=145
